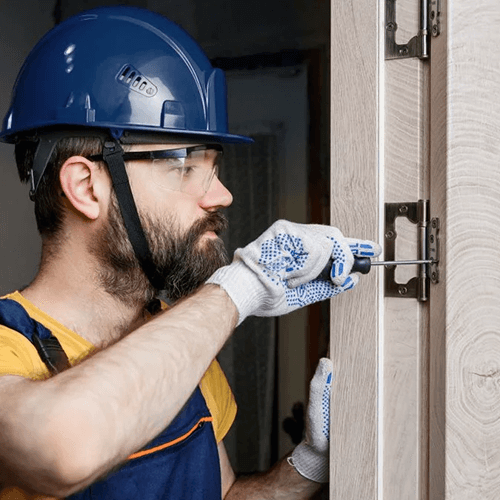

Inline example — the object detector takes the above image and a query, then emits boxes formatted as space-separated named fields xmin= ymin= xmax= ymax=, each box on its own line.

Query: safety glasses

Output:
xmin=89 ymin=144 xmax=223 ymax=196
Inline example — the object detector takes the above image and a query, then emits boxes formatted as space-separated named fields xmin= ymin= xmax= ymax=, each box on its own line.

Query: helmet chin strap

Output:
xmin=29 ymin=131 xmax=74 ymax=201
xmin=101 ymin=140 xmax=165 ymax=291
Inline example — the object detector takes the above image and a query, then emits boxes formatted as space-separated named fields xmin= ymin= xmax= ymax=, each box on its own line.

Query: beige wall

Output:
xmin=0 ymin=1 xmax=53 ymax=293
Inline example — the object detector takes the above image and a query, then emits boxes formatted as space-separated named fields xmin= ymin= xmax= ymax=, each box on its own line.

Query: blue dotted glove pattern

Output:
xmin=349 ymin=240 xmax=379 ymax=257
xmin=285 ymin=276 xmax=356 ymax=308
xmin=322 ymin=372 xmax=333 ymax=440
xmin=329 ymin=237 xmax=349 ymax=279
xmin=258 ymin=234 xmax=308 ymax=283
xmin=258 ymin=234 xmax=357 ymax=308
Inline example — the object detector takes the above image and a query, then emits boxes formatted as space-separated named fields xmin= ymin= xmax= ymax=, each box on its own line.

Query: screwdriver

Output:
xmin=319 ymin=256 xmax=435 ymax=280
xmin=352 ymin=256 xmax=434 ymax=274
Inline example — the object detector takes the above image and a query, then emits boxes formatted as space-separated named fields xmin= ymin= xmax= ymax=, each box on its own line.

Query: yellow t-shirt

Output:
xmin=0 ymin=291 xmax=236 ymax=500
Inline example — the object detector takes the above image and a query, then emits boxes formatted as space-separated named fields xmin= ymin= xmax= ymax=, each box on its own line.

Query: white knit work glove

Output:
xmin=206 ymin=220 xmax=381 ymax=325
xmin=290 ymin=358 xmax=333 ymax=483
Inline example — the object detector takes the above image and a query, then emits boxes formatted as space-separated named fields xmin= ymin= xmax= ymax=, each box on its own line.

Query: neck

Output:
xmin=22 ymin=243 xmax=152 ymax=348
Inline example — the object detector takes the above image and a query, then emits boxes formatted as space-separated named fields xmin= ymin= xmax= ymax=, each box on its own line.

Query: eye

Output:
xmin=175 ymin=165 xmax=196 ymax=177
xmin=152 ymin=158 xmax=191 ymax=175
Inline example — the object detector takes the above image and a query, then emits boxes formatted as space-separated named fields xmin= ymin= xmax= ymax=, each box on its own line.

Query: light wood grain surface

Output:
xmin=332 ymin=0 xmax=500 ymax=497
xmin=331 ymin=0 xmax=431 ymax=498
xmin=383 ymin=0 xmax=430 ymax=493
xmin=330 ymin=1 xmax=379 ymax=498
xmin=430 ymin=0 xmax=500 ymax=498
xmin=428 ymin=1 xmax=448 ymax=497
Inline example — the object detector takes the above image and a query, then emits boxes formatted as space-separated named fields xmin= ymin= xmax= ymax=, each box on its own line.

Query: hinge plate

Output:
xmin=384 ymin=200 xmax=440 ymax=301
xmin=428 ymin=217 xmax=440 ymax=284
xmin=429 ymin=0 xmax=442 ymax=37
xmin=385 ymin=0 xmax=441 ymax=60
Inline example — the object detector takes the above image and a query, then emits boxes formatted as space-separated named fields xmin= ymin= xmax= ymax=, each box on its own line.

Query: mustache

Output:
xmin=191 ymin=211 xmax=229 ymax=238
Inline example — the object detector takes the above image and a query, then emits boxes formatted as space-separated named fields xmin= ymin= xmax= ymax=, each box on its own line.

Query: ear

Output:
xmin=59 ymin=156 xmax=109 ymax=220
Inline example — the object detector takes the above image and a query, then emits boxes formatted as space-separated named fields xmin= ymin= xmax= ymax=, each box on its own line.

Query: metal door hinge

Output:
xmin=384 ymin=200 xmax=440 ymax=301
xmin=385 ymin=0 xmax=441 ymax=60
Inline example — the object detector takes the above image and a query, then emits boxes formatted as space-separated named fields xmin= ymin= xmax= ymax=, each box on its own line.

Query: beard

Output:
xmin=89 ymin=193 xmax=229 ymax=307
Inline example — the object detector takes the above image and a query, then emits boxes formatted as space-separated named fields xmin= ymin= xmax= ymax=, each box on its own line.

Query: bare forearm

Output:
xmin=225 ymin=455 xmax=323 ymax=500
xmin=0 ymin=285 xmax=237 ymax=495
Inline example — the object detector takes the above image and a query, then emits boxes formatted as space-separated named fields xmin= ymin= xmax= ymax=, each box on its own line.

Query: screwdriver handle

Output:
xmin=317 ymin=256 xmax=371 ymax=281
xmin=351 ymin=256 xmax=372 ymax=274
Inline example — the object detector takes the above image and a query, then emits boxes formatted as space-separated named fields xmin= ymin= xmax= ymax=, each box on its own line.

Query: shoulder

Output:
xmin=0 ymin=292 xmax=95 ymax=379
xmin=0 ymin=325 xmax=44 ymax=379
xmin=0 ymin=293 xmax=42 ymax=377
xmin=200 ymin=360 xmax=237 ymax=443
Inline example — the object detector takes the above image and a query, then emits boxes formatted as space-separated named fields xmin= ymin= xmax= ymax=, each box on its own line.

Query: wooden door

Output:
xmin=429 ymin=0 xmax=500 ymax=498
xmin=330 ymin=0 xmax=500 ymax=498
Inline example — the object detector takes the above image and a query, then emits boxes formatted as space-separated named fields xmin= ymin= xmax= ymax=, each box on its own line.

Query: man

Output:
xmin=0 ymin=7 xmax=381 ymax=499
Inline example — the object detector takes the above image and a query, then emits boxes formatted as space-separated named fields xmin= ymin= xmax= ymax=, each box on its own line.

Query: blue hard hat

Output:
xmin=0 ymin=6 xmax=251 ymax=144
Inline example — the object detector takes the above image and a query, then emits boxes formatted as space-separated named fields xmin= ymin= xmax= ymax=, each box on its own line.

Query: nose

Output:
xmin=199 ymin=175 xmax=233 ymax=209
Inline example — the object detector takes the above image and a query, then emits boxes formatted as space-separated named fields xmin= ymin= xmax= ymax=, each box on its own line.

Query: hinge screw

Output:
xmin=399 ymin=205 xmax=408 ymax=214
xmin=385 ymin=230 xmax=396 ymax=240
xmin=386 ymin=22 xmax=396 ymax=32
xmin=398 ymin=285 xmax=408 ymax=296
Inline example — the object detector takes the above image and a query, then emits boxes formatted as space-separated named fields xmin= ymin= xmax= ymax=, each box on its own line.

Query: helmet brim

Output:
xmin=0 ymin=124 xmax=254 ymax=146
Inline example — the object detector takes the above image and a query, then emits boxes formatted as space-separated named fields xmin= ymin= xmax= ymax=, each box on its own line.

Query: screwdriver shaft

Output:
xmin=371 ymin=259 xmax=433 ymax=266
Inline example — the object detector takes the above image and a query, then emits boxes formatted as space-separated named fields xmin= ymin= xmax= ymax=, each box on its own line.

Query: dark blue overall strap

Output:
xmin=0 ymin=298 xmax=70 ymax=375
xmin=68 ymin=386 xmax=222 ymax=500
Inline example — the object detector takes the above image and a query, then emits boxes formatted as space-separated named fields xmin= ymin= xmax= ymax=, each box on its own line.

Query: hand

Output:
xmin=289 ymin=358 xmax=333 ymax=483
xmin=206 ymin=219 xmax=381 ymax=325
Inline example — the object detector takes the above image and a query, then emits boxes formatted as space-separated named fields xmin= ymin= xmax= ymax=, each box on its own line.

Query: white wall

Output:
xmin=0 ymin=1 xmax=53 ymax=294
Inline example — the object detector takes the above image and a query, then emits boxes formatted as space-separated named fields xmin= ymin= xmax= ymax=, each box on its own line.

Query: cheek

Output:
xmin=128 ymin=174 xmax=200 ymax=227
